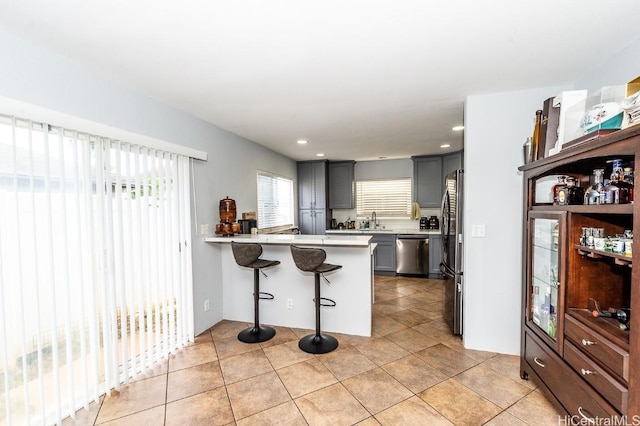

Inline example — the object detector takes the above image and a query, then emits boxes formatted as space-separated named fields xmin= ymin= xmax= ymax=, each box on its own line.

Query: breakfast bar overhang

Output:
xmin=204 ymin=234 xmax=375 ymax=336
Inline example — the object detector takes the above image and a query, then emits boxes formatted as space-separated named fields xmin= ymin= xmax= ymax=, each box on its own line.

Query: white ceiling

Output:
xmin=1 ymin=1 xmax=639 ymax=161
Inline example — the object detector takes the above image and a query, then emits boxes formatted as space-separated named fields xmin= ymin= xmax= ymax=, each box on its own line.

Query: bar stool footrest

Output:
xmin=238 ymin=326 xmax=276 ymax=344
xmin=315 ymin=297 xmax=336 ymax=307
xmin=258 ymin=292 xmax=274 ymax=300
xmin=298 ymin=334 xmax=339 ymax=354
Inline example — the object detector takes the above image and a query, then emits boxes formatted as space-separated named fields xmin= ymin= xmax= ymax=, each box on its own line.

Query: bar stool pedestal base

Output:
xmin=298 ymin=334 xmax=338 ymax=354
xmin=238 ymin=326 xmax=276 ymax=344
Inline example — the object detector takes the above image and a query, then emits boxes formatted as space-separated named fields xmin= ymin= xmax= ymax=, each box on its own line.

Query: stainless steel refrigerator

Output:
xmin=440 ymin=169 xmax=463 ymax=336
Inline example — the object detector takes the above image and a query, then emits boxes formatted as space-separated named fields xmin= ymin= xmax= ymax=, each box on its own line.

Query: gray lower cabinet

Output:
xmin=371 ymin=234 xmax=396 ymax=274
xmin=299 ymin=209 xmax=327 ymax=235
xmin=428 ymin=234 xmax=443 ymax=277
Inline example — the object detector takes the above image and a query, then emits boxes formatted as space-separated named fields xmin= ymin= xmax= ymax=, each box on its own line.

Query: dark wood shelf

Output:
xmin=531 ymin=204 xmax=634 ymax=214
xmin=566 ymin=308 xmax=629 ymax=351
xmin=575 ymin=245 xmax=633 ymax=267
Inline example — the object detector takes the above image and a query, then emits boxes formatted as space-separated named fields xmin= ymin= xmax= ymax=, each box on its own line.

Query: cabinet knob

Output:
xmin=580 ymin=368 xmax=595 ymax=376
xmin=533 ymin=357 xmax=546 ymax=368
xmin=581 ymin=339 xmax=596 ymax=346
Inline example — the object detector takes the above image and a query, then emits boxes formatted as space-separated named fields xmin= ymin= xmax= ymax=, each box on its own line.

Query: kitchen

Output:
xmin=1 ymin=3 xmax=640 ymax=424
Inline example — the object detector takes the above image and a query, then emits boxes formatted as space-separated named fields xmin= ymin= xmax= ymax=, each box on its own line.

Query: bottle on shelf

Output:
xmin=623 ymin=167 xmax=634 ymax=202
xmin=551 ymin=176 xmax=568 ymax=205
xmin=584 ymin=168 xmax=605 ymax=205
xmin=558 ymin=176 xmax=584 ymax=205
xmin=531 ymin=110 xmax=542 ymax=162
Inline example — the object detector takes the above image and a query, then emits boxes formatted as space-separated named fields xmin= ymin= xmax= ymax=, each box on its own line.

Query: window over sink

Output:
xmin=356 ymin=178 xmax=412 ymax=217
xmin=257 ymin=170 xmax=294 ymax=230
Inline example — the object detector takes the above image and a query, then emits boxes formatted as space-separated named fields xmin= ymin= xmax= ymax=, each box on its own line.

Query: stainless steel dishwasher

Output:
xmin=396 ymin=235 xmax=429 ymax=276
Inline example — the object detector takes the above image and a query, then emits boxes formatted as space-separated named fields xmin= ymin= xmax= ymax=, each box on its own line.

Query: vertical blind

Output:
xmin=0 ymin=115 xmax=194 ymax=425
xmin=356 ymin=178 xmax=412 ymax=217
xmin=256 ymin=171 xmax=294 ymax=230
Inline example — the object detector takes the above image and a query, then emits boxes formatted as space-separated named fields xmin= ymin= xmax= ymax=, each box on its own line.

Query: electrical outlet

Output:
xmin=201 ymin=224 xmax=211 ymax=235
xmin=204 ymin=299 xmax=210 ymax=311
xmin=287 ymin=298 xmax=294 ymax=309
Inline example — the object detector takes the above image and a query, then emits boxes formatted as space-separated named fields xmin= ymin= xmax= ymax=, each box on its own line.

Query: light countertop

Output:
xmin=325 ymin=229 xmax=440 ymax=235
xmin=204 ymin=233 xmax=373 ymax=246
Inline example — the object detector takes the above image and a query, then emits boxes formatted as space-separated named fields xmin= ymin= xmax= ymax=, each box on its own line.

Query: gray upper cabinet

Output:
xmin=412 ymin=156 xmax=442 ymax=208
xmin=297 ymin=160 xmax=329 ymax=234
xmin=329 ymin=161 xmax=355 ymax=209
xmin=442 ymin=151 xmax=462 ymax=181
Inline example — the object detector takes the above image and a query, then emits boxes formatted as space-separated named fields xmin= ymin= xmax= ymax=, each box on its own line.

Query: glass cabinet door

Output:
xmin=528 ymin=212 xmax=565 ymax=352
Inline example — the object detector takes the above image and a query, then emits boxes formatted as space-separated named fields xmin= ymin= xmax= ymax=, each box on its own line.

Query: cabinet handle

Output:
xmin=533 ymin=357 xmax=545 ymax=368
xmin=577 ymin=406 xmax=595 ymax=423
xmin=581 ymin=339 xmax=596 ymax=346
xmin=580 ymin=368 xmax=595 ymax=376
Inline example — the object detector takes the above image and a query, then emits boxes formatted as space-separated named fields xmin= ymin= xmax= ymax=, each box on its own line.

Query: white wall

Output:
xmin=0 ymin=29 xmax=296 ymax=335
xmin=463 ymin=84 xmax=571 ymax=354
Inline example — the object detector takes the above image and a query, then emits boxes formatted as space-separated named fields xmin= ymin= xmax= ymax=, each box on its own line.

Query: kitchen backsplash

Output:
xmin=331 ymin=208 xmax=439 ymax=230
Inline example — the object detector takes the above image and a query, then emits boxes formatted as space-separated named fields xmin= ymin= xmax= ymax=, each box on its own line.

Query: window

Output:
xmin=257 ymin=171 xmax=294 ymax=231
xmin=0 ymin=115 xmax=194 ymax=425
xmin=356 ymin=178 xmax=412 ymax=217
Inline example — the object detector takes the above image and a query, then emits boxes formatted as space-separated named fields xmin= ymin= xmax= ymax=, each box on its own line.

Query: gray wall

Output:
xmin=0 ymin=29 xmax=296 ymax=335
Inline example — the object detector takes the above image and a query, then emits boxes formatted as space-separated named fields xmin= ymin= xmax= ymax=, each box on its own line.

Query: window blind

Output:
xmin=356 ymin=178 xmax=412 ymax=217
xmin=256 ymin=171 xmax=294 ymax=230
xmin=0 ymin=114 xmax=194 ymax=425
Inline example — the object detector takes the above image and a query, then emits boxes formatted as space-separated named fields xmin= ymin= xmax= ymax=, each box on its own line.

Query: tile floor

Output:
xmin=63 ymin=276 xmax=564 ymax=425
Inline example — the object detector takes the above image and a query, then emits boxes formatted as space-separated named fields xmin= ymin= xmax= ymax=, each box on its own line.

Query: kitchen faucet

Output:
xmin=372 ymin=211 xmax=377 ymax=229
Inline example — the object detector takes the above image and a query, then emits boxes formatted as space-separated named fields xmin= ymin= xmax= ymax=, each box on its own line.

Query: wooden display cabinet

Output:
xmin=520 ymin=125 xmax=639 ymax=421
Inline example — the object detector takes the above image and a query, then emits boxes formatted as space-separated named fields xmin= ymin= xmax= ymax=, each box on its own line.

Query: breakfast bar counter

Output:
xmin=204 ymin=234 xmax=374 ymax=336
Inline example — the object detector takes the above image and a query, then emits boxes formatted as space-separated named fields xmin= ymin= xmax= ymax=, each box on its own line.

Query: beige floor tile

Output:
xmin=263 ymin=339 xmax=314 ymax=370
xmin=168 ymin=341 xmax=218 ymax=372
xmin=95 ymin=375 xmax=167 ymax=424
xmin=354 ymin=337 xmax=410 ymax=366
xmin=226 ymin=371 xmax=291 ymax=420
xmin=258 ymin=326 xmax=299 ymax=348
xmin=277 ymin=357 xmax=338 ymax=398
xmin=219 ymin=348 xmax=274 ymax=384
xmin=372 ymin=300 xmax=410 ymax=316
xmin=483 ymin=411 xmax=529 ymax=425
xmin=414 ymin=343 xmax=479 ymax=377
xmin=332 ymin=331 xmax=373 ymax=346
xmin=356 ymin=417 xmax=382 ymax=425
xmin=385 ymin=327 xmax=438 ymax=353
xmin=342 ymin=368 xmax=413 ymax=415
xmin=411 ymin=321 xmax=455 ymax=342
xmin=317 ymin=344 xmax=377 ymax=381
xmin=130 ymin=359 xmax=169 ymax=382
xmin=506 ymin=389 xmax=564 ymax=425
xmin=371 ymin=314 xmax=408 ymax=336
xmin=418 ymin=378 xmax=502 ymax=425
xmin=295 ymin=383 xmax=370 ymax=426
xmin=210 ymin=319 xmax=249 ymax=340
xmin=166 ymin=360 xmax=225 ymax=402
xmin=387 ymin=309 xmax=430 ymax=327
xmin=374 ymin=396 xmax=453 ymax=425
xmin=213 ymin=333 xmax=260 ymax=360
xmin=374 ymin=289 xmax=401 ymax=302
xmin=193 ymin=329 xmax=214 ymax=345
xmin=442 ymin=337 xmax=497 ymax=362
xmin=382 ymin=354 xmax=448 ymax=393
xmin=482 ymin=354 xmax=537 ymax=389
xmin=98 ymin=405 xmax=165 ymax=426
xmin=165 ymin=387 xmax=234 ymax=426
xmin=454 ymin=364 xmax=533 ymax=409
xmin=237 ymin=400 xmax=307 ymax=426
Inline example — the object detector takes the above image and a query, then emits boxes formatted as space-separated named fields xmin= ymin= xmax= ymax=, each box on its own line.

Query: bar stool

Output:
xmin=231 ymin=242 xmax=280 ymax=343
xmin=290 ymin=245 xmax=342 ymax=354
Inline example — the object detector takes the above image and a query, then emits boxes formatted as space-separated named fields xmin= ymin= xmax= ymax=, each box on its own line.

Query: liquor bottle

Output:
xmin=623 ymin=167 xmax=634 ymax=202
xmin=584 ymin=169 xmax=605 ymax=205
xmin=612 ymin=160 xmax=633 ymax=204
xmin=558 ymin=176 xmax=584 ymax=205
xmin=551 ymin=176 xmax=567 ymax=205
xmin=531 ymin=110 xmax=543 ymax=162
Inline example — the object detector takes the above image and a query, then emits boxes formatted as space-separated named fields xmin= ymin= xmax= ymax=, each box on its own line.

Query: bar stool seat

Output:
xmin=231 ymin=242 xmax=280 ymax=343
xmin=290 ymin=245 xmax=342 ymax=354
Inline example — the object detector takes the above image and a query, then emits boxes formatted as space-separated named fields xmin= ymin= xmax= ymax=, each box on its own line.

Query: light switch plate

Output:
xmin=471 ymin=224 xmax=486 ymax=238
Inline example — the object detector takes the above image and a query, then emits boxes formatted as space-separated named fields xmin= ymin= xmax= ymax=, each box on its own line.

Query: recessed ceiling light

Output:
xmin=440 ymin=144 xmax=451 ymax=148
xmin=452 ymin=125 xmax=464 ymax=131
xmin=316 ymin=153 xmax=325 ymax=157
xmin=297 ymin=139 xmax=308 ymax=145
